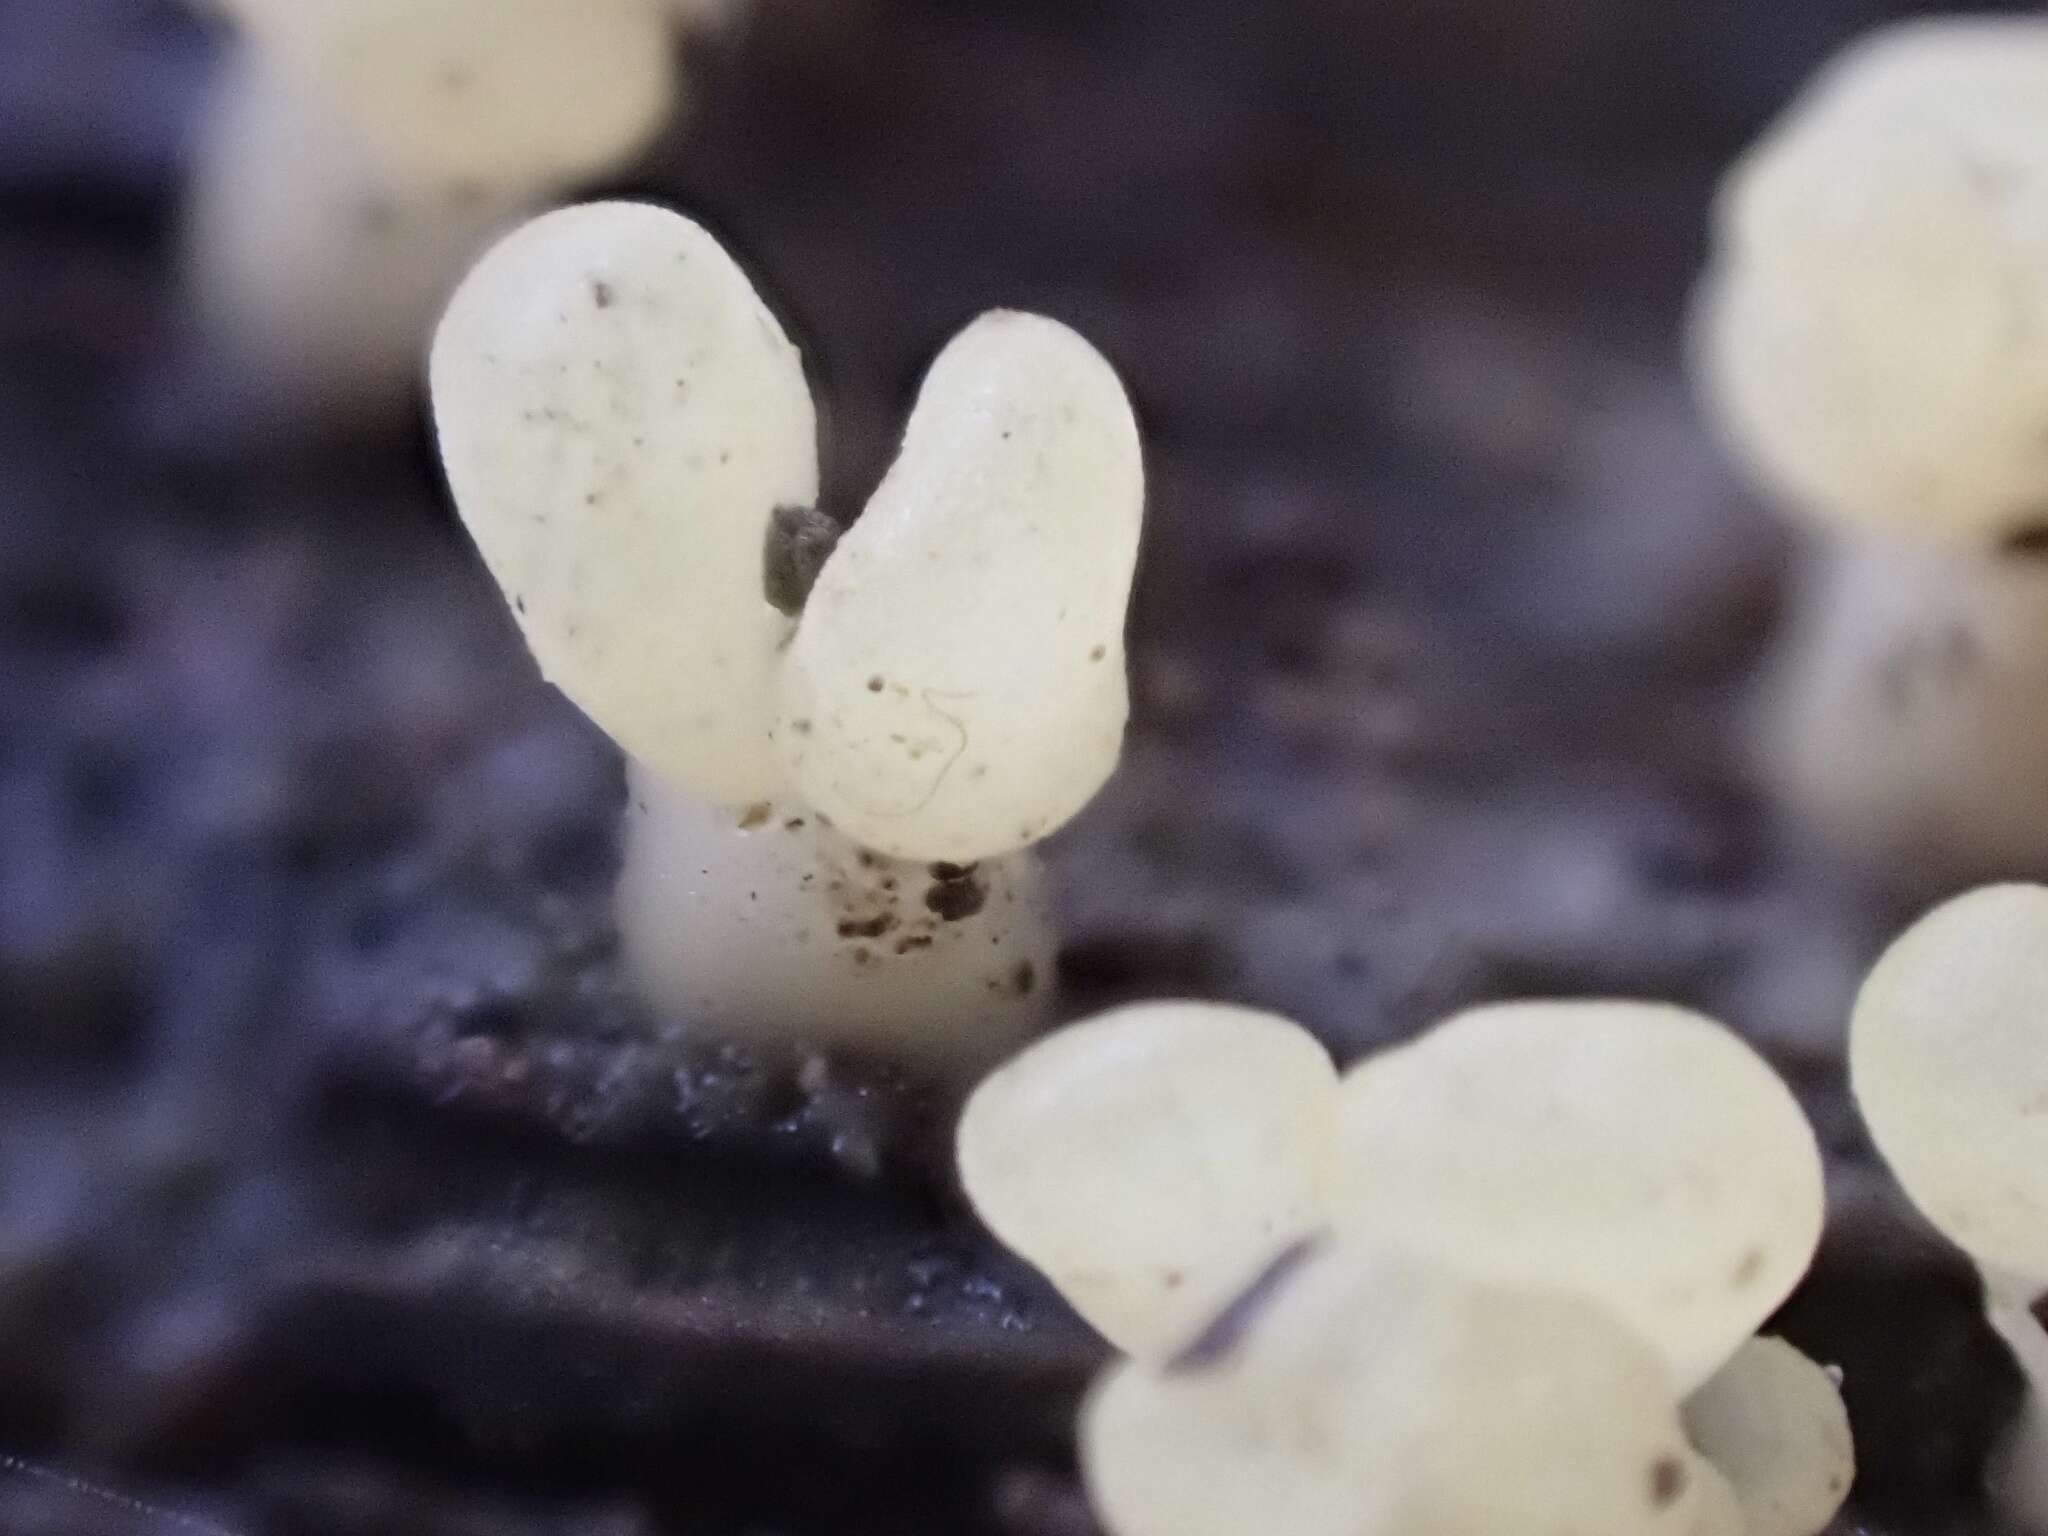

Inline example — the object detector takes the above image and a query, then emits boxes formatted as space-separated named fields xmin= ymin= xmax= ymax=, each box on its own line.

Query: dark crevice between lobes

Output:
xmin=765 ymin=501 xmax=845 ymax=616
xmin=1166 ymin=1235 xmax=1326 ymax=1374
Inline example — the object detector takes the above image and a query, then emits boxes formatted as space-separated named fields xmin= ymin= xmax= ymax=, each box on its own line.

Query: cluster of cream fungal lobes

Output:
xmin=1851 ymin=884 xmax=2048 ymax=1532
xmin=430 ymin=201 xmax=1143 ymax=1071
xmin=187 ymin=0 xmax=731 ymax=418
xmin=958 ymin=999 xmax=1852 ymax=1536
xmin=1691 ymin=17 xmax=2048 ymax=882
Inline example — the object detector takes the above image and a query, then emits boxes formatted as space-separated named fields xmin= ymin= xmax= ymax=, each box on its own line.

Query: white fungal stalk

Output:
xmin=1851 ymin=883 xmax=2048 ymax=1531
xmin=1754 ymin=536 xmax=2048 ymax=882
xmin=188 ymin=0 xmax=688 ymax=417
xmin=431 ymin=202 xmax=1143 ymax=1063
xmin=956 ymin=998 xmax=1850 ymax=1536
xmin=1691 ymin=18 xmax=2048 ymax=883
xmin=617 ymin=765 xmax=1054 ymax=1073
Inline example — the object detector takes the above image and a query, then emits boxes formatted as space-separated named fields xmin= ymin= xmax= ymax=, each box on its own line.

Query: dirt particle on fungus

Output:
xmin=894 ymin=934 xmax=933 ymax=954
xmin=591 ymin=279 xmax=615 ymax=309
xmin=868 ymin=675 xmax=885 ymax=692
xmin=738 ymin=802 xmax=771 ymax=829
xmin=1730 ymin=1247 xmax=1765 ymax=1288
xmin=792 ymin=719 xmax=812 ymax=736
xmin=1090 ymin=644 xmax=1106 ymax=661
xmin=2003 ymin=521 xmax=2048 ymax=558
xmin=1648 ymin=1456 xmax=1687 ymax=1508
xmin=784 ymin=818 xmax=806 ymax=831
xmin=765 ymin=504 xmax=842 ymax=616
xmin=852 ymin=946 xmax=873 ymax=966
xmin=837 ymin=912 xmax=897 ymax=940
xmin=925 ymin=863 xmax=987 ymax=921
xmin=1011 ymin=959 xmax=1036 ymax=996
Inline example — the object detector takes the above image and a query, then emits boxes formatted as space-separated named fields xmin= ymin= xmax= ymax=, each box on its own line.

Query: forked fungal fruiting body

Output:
xmin=1693 ymin=17 xmax=2048 ymax=544
xmin=190 ymin=0 xmax=685 ymax=416
xmin=1851 ymin=884 xmax=2048 ymax=1532
xmin=1694 ymin=19 xmax=2048 ymax=881
xmin=432 ymin=202 xmax=1143 ymax=1059
xmin=957 ymin=998 xmax=1848 ymax=1536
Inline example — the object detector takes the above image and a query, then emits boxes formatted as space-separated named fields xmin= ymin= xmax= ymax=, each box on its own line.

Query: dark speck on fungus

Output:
xmin=1648 ymin=1455 xmax=1687 ymax=1508
xmin=925 ymin=862 xmax=988 ymax=921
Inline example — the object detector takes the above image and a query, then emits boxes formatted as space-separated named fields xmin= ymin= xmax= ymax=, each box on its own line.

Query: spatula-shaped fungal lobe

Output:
xmin=431 ymin=202 xmax=818 ymax=804
xmin=1082 ymin=1241 xmax=1721 ymax=1536
xmin=1850 ymin=883 xmax=2048 ymax=1283
xmin=956 ymin=1002 xmax=1334 ymax=1359
xmin=617 ymin=762 xmax=1054 ymax=1074
xmin=223 ymin=0 xmax=676 ymax=190
xmin=780 ymin=311 xmax=1143 ymax=863
xmin=1333 ymin=1000 xmax=1825 ymax=1393
xmin=1693 ymin=18 xmax=2048 ymax=544
xmin=1684 ymin=1337 xmax=1854 ymax=1536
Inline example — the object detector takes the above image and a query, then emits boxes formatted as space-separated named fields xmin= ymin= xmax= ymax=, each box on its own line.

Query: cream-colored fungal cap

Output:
xmin=1693 ymin=18 xmax=2048 ymax=544
xmin=1753 ymin=535 xmax=2048 ymax=884
xmin=956 ymin=1002 xmax=1334 ymax=1359
xmin=1685 ymin=1337 xmax=1854 ymax=1536
xmin=1333 ymin=1000 xmax=1825 ymax=1393
xmin=227 ymin=0 xmax=676 ymax=189
xmin=1083 ymin=1241 xmax=1720 ymax=1536
xmin=1851 ymin=883 xmax=2048 ymax=1282
xmin=780 ymin=311 xmax=1143 ymax=863
xmin=617 ymin=762 xmax=1053 ymax=1074
xmin=431 ymin=202 xmax=816 ymax=805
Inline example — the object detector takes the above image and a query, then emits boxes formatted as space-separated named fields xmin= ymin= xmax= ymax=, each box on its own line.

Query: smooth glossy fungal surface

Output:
xmin=1693 ymin=18 xmax=2048 ymax=543
xmin=1082 ymin=1241 xmax=1718 ymax=1536
xmin=1334 ymin=999 xmax=1825 ymax=1392
xmin=779 ymin=311 xmax=1143 ymax=863
xmin=1851 ymin=883 xmax=2048 ymax=1284
xmin=956 ymin=1001 xmax=1334 ymax=1358
xmin=618 ymin=762 xmax=1053 ymax=1073
xmin=432 ymin=202 xmax=817 ymax=805
xmin=1684 ymin=1337 xmax=1855 ymax=1536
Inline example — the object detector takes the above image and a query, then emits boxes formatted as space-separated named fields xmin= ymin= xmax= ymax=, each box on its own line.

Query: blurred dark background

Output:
xmin=0 ymin=1 xmax=2037 ymax=1532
